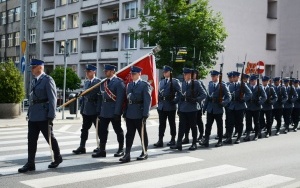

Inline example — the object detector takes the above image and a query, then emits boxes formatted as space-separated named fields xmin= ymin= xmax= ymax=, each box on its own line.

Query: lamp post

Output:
xmin=62 ymin=40 xmax=69 ymax=120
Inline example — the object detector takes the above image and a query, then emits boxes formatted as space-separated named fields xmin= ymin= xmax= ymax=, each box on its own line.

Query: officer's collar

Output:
xmin=108 ymin=75 xmax=116 ymax=81
xmin=35 ymin=72 xmax=45 ymax=81
xmin=134 ymin=78 xmax=141 ymax=84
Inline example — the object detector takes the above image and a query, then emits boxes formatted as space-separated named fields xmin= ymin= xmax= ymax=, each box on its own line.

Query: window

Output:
xmin=124 ymin=1 xmax=138 ymax=19
xmin=92 ymin=39 xmax=97 ymax=52
xmin=70 ymin=0 xmax=79 ymax=3
xmin=71 ymin=13 xmax=78 ymax=28
xmin=57 ymin=16 xmax=66 ymax=30
xmin=2 ymin=12 xmax=6 ymax=25
xmin=15 ymin=32 xmax=20 ymax=46
xmin=15 ymin=56 xmax=20 ymax=63
xmin=8 ymin=33 xmax=13 ymax=47
xmin=142 ymin=31 xmax=156 ymax=47
xmin=112 ymin=37 xmax=118 ymax=49
xmin=266 ymin=33 xmax=276 ymax=50
xmin=29 ymin=29 xmax=36 ymax=44
xmin=58 ymin=40 xmax=65 ymax=54
xmin=58 ymin=0 xmax=67 ymax=6
xmin=30 ymin=2 xmax=37 ymax=17
xmin=1 ymin=35 xmax=5 ymax=48
xmin=142 ymin=0 xmax=150 ymax=16
xmin=267 ymin=0 xmax=277 ymax=19
xmin=15 ymin=7 xmax=20 ymax=21
xmin=124 ymin=33 xmax=137 ymax=49
xmin=70 ymin=39 xmax=77 ymax=53
xmin=8 ymin=9 xmax=14 ymax=23
xmin=112 ymin=9 xmax=119 ymax=20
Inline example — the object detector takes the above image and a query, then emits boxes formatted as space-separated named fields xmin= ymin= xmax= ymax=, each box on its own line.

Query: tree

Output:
xmin=132 ymin=0 xmax=227 ymax=77
xmin=50 ymin=67 xmax=81 ymax=91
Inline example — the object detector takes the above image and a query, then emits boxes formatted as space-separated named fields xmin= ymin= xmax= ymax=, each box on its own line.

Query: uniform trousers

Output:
xmin=125 ymin=118 xmax=148 ymax=154
xmin=205 ymin=112 xmax=223 ymax=141
xmin=157 ymin=109 xmax=176 ymax=140
xmin=283 ymin=108 xmax=293 ymax=129
xmin=99 ymin=116 xmax=124 ymax=145
xmin=178 ymin=111 xmax=197 ymax=144
xmin=227 ymin=109 xmax=245 ymax=138
xmin=272 ymin=108 xmax=283 ymax=130
xmin=292 ymin=108 xmax=300 ymax=127
xmin=246 ymin=110 xmax=261 ymax=135
xmin=28 ymin=120 xmax=60 ymax=163
xmin=80 ymin=114 xmax=97 ymax=145
xmin=184 ymin=109 xmax=203 ymax=138
xmin=259 ymin=110 xmax=273 ymax=134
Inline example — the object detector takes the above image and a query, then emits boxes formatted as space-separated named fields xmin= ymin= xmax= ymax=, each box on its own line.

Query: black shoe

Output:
xmin=153 ymin=140 xmax=163 ymax=147
xmin=137 ymin=152 xmax=148 ymax=160
xmin=93 ymin=147 xmax=100 ymax=153
xmin=215 ymin=141 xmax=223 ymax=147
xmin=114 ymin=148 xmax=124 ymax=157
xmin=243 ymin=135 xmax=250 ymax=142
xmin=253 ymin=136 xmax=258 ymax=141
xmin=72 ymin=147 xmax=86 ymax=154
xmin=199 ymin=138 xmax=209 ymax=147
xmin=18 ymin=162 xmax=35 ymax=173
xmin=182 ymin=138 xmax=189 ymax=144
xmin=234 ymin=139 xmax=240 ymax=144
xmin=293 ymin=128 xmax=297 ymax=132
xmin=92 ymin=150 xmax=106 ymax=158
xmin=48 ymin=155 xmax=63 ymax=168
xmin=223 ymin=138 xmax=232 ymax=144
xmin=284 ymin=129 xmax=288 ymax=134
xmin=258 ymin=133 xmax=262 ymax=139
xmin=265 ymin=133 xmax=270 ymax=138
xmin=170 ymin=144 xmax=182 ymax=151
xmin=119 ymin=153 xmax=130 ymax=163
xmin=275 ymin=131 xmax=280 ymax=135
xmin=189 ymin=143 xmax=197 ymax=150
xmin=167 ymin=140 xmax=176 ymax=146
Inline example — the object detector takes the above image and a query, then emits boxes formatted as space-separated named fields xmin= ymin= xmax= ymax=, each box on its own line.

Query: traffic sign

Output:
xmin=256 ymin=61 xmax=265 ymax=74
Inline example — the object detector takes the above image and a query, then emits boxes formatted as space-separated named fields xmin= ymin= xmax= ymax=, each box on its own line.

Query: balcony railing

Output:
xmin=81 ymin=51 xmax=97 ymax=60
xmin=82 ymin=25 xmax=98 ymax=34
xmin=101 ymin=21 xmax=119 ymax=31
xmin=43 ymin=7 xmax=55 ymax=17
xmin=101 ymin=0 xmax=119 ymax=4
xmin=43 ymin=30 xmax=54 ymax=39
xmin=82 ymin=0 xmax=98 ymax=8
xmin=100 ymin=51 xmax=118 ymax=59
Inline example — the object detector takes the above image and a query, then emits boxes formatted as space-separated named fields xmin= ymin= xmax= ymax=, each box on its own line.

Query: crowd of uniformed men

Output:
xmin=18 ymin=58 xmax=300 ymax=173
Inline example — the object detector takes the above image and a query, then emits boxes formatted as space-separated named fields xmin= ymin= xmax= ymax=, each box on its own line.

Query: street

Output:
xmin=0 ymin=113 xmax=300 ymax=188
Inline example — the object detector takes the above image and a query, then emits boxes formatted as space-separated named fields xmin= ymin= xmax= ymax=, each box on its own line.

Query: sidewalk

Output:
xmin=0 ymin=109 xmax=159 ymax=128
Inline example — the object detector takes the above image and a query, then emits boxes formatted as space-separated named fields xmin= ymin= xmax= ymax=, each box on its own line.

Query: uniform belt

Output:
xmin=103 ymin=98 xmax=114 ymax=102
xmin=159 ymin=96 xmax=172 ymax=101
xmin=31 ymin=99 xmax=48 ymax=104
xmin=128 ymin=100 xmax=143 ymax=104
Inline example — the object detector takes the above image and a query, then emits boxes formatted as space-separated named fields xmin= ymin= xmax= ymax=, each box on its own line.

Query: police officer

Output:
xmin=18 ymin=59 xmax=62 ymax=173
xmin=292 ymin=79 xmax=300 ymax=131
xmin=182 ymin=69 xmax=208 ymax=143
xmin=283 ymin=78 xmax=298 ymax=133
xmin=72 ymin=65 xmax=101 ymax=154
xmin=170 ymin=68 xmax=207 ymax=151
xmin=259 ymin=76 xmax=278 ymax=137
xmin=200 ymin=70 xmax=231 ymax=147
xmin=92 ymin=64 xmax=125 ymax=158
xmin=154 ymin=65 xmax=181 ymax=147
xmin=223 ymin=71 xmax=234 ymax=138
xmin=244 ymin=75 xmax=267 ymax=141
xmin=223 ymin=71 xmax=252 ymax=144
xmin=272 ymin=77 xmax=288 ymax=135
xmin=119 ymin=66 xmax=151 ymax=163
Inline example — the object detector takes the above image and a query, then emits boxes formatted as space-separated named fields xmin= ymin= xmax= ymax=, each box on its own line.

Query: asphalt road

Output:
xmin=0 ymin=117 xmax=300 ymax=188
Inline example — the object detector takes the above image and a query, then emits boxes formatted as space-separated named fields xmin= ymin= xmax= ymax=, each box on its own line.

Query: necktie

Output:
xmin=107 ymin=79 xmax=110 ymax=85
xmin=133 ymin=82 xmax=136 ymax=86
xmin=88 ymin=80 xmax=92 ymax=87
xmin=34 ymin=78 xmax=38 ymax=84
xmin=165 ymin=79 xmax=168 ymax=85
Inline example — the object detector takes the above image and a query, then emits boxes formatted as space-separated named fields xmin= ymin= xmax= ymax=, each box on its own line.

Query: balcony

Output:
xmin=81 ymin=50 xmax=97 ymax=60
xmin=81 ymin=25 xmax=98 ymax=34
xmin=100 ymin=49 xmax=118 ymax=59
xmin=43 ymin=30 xmax=54 ymax=39
xmin=101 ymin=20 xmax=119 ymax=31
xmin=43 ymin=54 xmax=54 ymax=62
xmin=101 ymin=0 xmax=119 ymax=4
xmin=82 ymin=0 xmax=98 ymax=8
xmin=43 ymin=7 xmax=55 ymax=17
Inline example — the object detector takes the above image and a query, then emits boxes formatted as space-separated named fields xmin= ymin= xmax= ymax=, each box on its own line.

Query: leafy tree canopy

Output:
xmin=132 ymin=0 xmax=227 ymax=77
xmin=50 ymin=67 xmax=81 ymax=91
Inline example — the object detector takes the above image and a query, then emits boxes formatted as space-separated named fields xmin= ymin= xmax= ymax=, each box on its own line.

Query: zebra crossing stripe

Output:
xmin=0 ymin=132 xmax=62 ymax=140
xmin=107 ymin=165 xmax=246 ymax=188
xmin=0 ymin=130 xmax=33 ymax=135
xmin=0 ymin=135 xmax=79 ymax=145
xmin=57 ymin=124 xmax=73 ymax=132
xmin=218 ymin=174 xmax=294 ymax=188
xmin=20 ymin=156 xmax=203 ymax=188
xmin=0 ymin=127 xmax=25 ymax=131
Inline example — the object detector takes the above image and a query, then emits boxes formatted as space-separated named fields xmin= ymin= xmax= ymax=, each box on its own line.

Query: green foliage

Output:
xmin=133 ymin=0 xmax=227 ymax=78
xmin=0 ymin=60 xmax=25 ymax=103
xmin=82 ymin=20 xmax=97 ymax=27
xmin=50 ymin=67 xmax=81 ymax=91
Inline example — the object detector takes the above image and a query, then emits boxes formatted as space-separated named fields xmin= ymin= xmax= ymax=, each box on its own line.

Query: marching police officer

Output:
xmin=170 ymin=68 xmax=207 ymax=151
xmin=72 ymin=65 xmax=101 ymax=154
xmin=259 ymin=76 xmax=278 ymax=137
xmin=200 ymin=70 xmax=231 ymax=147
xmin=154 ymin=65 xmax=181 ymax=147
xmin=223 ymin=71 xmax=252 ymax=144
xmin=244 ymin=75 xmax=267 ymax=141
xmin=283 ymin=78 xmax=298 ymax=133
xmin=119 ymin=66 xmax=151 ymax=163
xmin=92 ymin=64 xmax=125 ymax=158
xmin=18 ymin=59 xmax=62 ymax=173
xmin=292 ymin=79 xmax=300 ymax=131
xmin=223 ymin=71 xmax=234 ymax=138
xmin=272 ymin=77 xmax=288 ymax=135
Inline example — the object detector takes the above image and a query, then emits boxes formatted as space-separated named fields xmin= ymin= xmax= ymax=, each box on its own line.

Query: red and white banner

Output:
xmin=117 ymin=54 xmax=158 ymax=108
